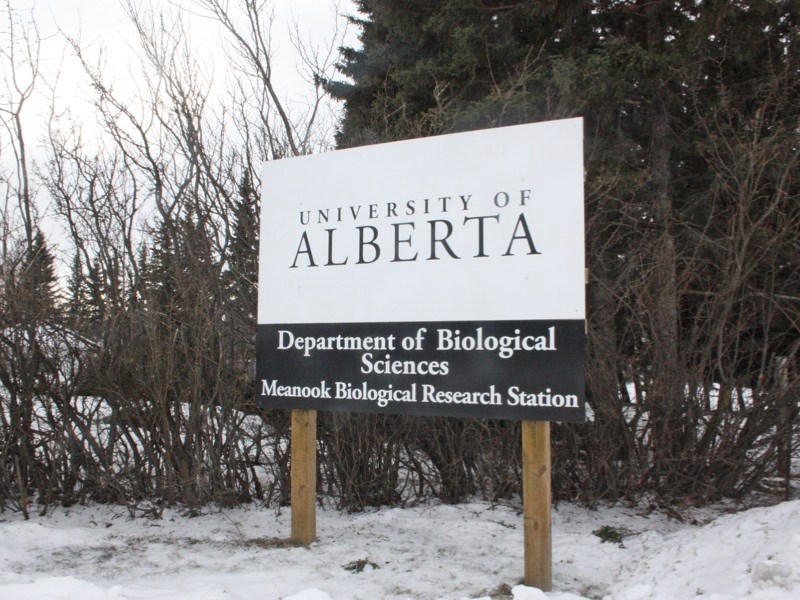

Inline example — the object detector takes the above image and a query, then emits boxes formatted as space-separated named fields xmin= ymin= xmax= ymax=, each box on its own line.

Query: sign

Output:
xmin=257 ymin=118 xmax=585 ymax=421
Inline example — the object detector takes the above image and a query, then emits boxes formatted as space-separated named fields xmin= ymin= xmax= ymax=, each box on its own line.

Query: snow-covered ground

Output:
xmin=0 ymin=498 xmax=798 ymax=600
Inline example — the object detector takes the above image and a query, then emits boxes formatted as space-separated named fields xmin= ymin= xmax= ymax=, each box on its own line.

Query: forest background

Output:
xmin=0 ymin=0 xmax=798 ymax=519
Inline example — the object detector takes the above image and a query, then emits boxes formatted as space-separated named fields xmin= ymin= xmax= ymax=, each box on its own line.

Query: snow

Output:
xmin=0 ymin=499 xmax=798 ymax=599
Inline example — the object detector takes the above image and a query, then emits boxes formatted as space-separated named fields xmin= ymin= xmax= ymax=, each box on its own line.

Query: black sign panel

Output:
xmin=257 ymin=320 xmax=584 ymax=422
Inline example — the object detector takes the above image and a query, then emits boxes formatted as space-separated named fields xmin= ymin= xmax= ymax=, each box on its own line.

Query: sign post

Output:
xmin=290 ymin=408 xmax=317 ymax=545
xmin=522 ymin=420 xmax=551 ymax=590
xmin=257 ymin=118 xmax=585 ymax=586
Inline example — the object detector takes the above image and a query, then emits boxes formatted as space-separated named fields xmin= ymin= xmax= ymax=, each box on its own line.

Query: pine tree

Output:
xmin=224 ymin=171 xmax=259 ymax=325
xmin=85 ymin=258 xmax=107 ymax=324
xmin=15 ymin=228 xmax=59 ymax=324
xmin=329 ymin=1 xmax=800 ymax=501
xmin=66 ymin=252 xmax=90 ymax=326
xmin=330 ymin=1 xmax=594 ymax=145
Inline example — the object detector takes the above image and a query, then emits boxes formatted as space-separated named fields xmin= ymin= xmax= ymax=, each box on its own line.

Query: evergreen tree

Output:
xmin=15 ymin=228 xmax=59 ymax=323
xmin=86 ymin=258 xmax=107 ymax=324
xmin=224 ymin=171 xmax=259 ymax=326
xmin=329 ymin=1 xmax=800 ymax=502
xmin=218 ymin=172 xmax=260 ymax=408
xmin=330 ymin=1 xmax=595 ymax=145
xmin=67 ymin=252 xmax=90 ymax=326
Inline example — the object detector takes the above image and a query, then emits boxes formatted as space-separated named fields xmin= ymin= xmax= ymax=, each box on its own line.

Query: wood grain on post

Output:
xmin=522 ymin=420 xmax=552 ymax=591
xmin=291 ymin=408 xmax=317 ymax=546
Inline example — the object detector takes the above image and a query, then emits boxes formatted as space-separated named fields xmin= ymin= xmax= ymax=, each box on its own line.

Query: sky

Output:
xmin=15 ymin=0 xmax=357 ymax=78
xmin=9 ymin=0 xmax=358 ymax=134
xmin=3 ymin=0 xmax=358 ymax=264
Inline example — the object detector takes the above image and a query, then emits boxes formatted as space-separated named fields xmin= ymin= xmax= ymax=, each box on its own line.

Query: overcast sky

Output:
xmin=10 ymin=0 xmax=358 ymax=121
xmin=3 ymin=0 xmax=358 ymax=263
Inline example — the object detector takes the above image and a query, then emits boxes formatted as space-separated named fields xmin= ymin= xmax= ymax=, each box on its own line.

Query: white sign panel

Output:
xmin=257 ymin=118 xmax=585 ymax=421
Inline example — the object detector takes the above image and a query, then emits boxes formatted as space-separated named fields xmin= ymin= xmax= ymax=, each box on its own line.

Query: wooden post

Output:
xmin=522 ymin=420 xmax=552 ymax=591
xmin=291 ymin=408 xmax=317 ymax=545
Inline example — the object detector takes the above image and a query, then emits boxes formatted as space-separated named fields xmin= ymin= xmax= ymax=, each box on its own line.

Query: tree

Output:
xmin=0 ymin=2 xmax=59 ymax=518
xmin=16 ymin=228 xmax=58 ymax=321
xmin=329 ymin=0 xmax=800 ymax=502
xmin=28 ymin=0 xmax=346 ymax=510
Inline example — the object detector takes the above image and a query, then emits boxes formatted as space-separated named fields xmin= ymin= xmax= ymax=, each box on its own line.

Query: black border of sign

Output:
xmin=256 ymin=319 xmax=584 ymax=422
